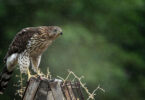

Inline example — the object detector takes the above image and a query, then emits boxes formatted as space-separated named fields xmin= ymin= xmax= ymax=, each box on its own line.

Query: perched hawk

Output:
xmin=0 ymin=26 xmax=62 ymax=94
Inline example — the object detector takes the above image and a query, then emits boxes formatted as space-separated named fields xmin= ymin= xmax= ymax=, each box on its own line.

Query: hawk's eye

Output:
xmin=53 ymin=29 xmax=57 ymax=32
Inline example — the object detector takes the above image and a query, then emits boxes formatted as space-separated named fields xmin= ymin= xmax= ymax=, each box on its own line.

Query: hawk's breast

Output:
xmin=27 ymin=35 xmax=52 ymax=57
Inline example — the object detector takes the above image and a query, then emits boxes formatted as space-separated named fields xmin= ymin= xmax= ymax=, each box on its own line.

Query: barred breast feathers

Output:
xmin=27 ymin=34 xmax=52 ymax=57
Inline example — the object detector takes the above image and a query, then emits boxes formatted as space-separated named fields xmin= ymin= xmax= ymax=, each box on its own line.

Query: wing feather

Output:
xmin=4 ymin=27 xmax=38 ymax=62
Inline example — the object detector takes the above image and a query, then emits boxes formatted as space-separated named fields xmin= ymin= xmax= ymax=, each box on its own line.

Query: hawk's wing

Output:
xmin=4 ymin=27 xmax=38 ymax=62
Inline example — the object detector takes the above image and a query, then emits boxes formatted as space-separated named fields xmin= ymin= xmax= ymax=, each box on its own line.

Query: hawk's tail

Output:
xmin=0 ymin=65 xmax=13 ymax=94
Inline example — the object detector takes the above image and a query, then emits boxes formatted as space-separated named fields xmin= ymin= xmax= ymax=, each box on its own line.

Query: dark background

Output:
xmin=0 ymin=0 xmax=145 ymax=100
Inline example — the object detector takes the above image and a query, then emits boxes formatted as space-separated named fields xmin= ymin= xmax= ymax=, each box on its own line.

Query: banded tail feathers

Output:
xmin=0 ymin=65 xmax=13 ymax=94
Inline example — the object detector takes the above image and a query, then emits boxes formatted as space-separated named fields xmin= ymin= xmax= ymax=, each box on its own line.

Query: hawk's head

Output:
xmin=38 ymin=26 xmax=63 ymax=40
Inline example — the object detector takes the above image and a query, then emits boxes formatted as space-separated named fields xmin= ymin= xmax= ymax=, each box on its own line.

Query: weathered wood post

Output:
xmin=22 ymin=77 xmax=84 ymax=100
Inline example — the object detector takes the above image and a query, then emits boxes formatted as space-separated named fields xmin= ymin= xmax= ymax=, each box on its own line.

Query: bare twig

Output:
xmin=58 ymin=70 xmax=105 ymax=100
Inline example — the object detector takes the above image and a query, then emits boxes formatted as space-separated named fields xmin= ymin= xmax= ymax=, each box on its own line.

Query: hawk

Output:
xmin=0 ymin=26 xmax=62 ymax=94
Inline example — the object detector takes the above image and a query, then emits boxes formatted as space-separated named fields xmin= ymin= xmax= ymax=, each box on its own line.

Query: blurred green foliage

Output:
xmin=0 ymin=0 xmax=145 ymax=100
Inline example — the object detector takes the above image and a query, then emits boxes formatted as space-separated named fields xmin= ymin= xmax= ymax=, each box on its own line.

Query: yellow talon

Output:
xmin=36 ymin=68 xmax=41 ymax=76
xmin=35 ymin=68 xmax=45 ymax=78
xmin=26 ymin=67 xmax=44 ymax=80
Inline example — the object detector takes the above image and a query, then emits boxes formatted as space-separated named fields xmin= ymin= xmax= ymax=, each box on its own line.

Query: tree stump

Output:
xmin=22 ymin=77 xmax=84 ymax=100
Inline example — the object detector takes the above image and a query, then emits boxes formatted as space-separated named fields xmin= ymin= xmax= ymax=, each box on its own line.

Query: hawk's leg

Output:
xmin=27 ymin=67 xmax=31 ymax=80
xmin=30 ymin=55 xmax=42 ymax=76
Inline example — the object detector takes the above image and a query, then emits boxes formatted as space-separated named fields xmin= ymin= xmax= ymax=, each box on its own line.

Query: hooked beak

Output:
xmin=60 ymin=32 xmax=63 ymax=35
